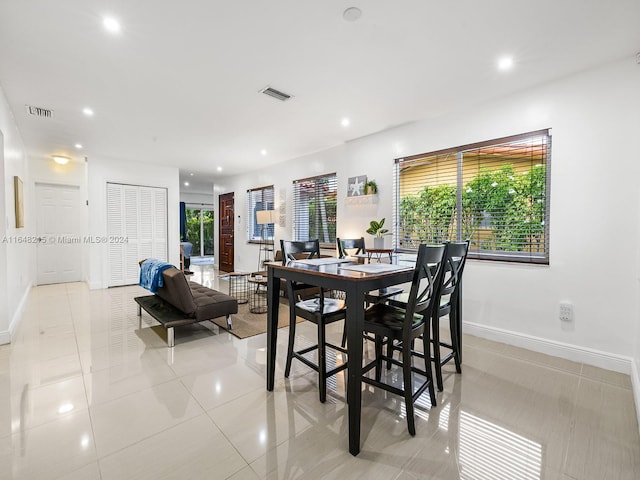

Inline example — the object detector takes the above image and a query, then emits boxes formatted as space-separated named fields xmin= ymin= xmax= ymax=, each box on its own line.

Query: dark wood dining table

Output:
xmin=265 ymin=259 xmax=414 ymax=456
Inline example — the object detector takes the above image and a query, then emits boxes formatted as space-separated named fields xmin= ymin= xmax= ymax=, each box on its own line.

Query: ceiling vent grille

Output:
xmin=25 ymin=105 xmax=54 ymax=118
xmin=260 ymin=86 xmax=292 ymax=102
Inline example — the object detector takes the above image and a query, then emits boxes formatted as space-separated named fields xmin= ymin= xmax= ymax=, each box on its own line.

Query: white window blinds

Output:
xmin=395 ymin=130 xmax=550 ymax=264
xmin=247 ymin=185 xmax=274 ymax=242
xmin=292 ymin=173 xmax=337 ymax=247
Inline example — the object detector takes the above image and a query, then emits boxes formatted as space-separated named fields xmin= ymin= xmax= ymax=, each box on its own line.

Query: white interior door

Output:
xmin=36 ymin=183 xmax=82 ymax=285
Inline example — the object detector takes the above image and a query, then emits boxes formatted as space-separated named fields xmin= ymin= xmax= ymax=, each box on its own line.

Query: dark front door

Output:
xmin=219 ymin=192 xmax=234 ymax=272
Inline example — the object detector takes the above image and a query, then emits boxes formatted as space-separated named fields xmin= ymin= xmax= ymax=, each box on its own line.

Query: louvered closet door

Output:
xmin=107 ymin=183 xmax=168 ymax=287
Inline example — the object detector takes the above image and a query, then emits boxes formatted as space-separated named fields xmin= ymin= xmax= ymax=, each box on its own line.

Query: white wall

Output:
xmin=217 ymin=57 xmax=640 ymax=373
xmin=180 ymin=191 xmax=214 ymax=206
xmin=0 ymin=84 xmax=32 ymax=344
xmin=87 ymin=157 xmax=180 ymax=289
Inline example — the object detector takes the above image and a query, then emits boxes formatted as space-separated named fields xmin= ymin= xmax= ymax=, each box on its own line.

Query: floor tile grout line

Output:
xmin=65 ymin=283 xmax=104 ymax=478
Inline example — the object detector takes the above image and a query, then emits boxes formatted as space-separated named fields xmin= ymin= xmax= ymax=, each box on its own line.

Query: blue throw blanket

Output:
xmin=139 ymin=259 xmax=174 ymax=293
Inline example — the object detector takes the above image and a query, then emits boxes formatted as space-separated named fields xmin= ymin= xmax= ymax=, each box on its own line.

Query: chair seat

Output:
xmin=297 ymin=297 xmax=345 ymax=314
xmin=365 ymin=303 xmax=424 ymax=333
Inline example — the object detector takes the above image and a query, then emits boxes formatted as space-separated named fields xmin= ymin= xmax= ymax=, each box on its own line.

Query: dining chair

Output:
xmin=388 ymin=240 xmax=470 ymax=391
xmin=335 ymin=237 xmax=401 ymax=347
xmin=281 ymin=239 xmax=348 ymax=403
xmin=361 ymin=243 xmax=447 ymax=435
xmin=336 ymin=237 xmax=366 ymax=259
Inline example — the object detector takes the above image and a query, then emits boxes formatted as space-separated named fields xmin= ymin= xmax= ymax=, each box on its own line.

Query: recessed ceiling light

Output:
xmin=189 ymin=172 xmax=194 ymax=176
xmin=343 ymin=7 xmax=362 ymax=22
xmin=260 ymin=149 xmax=267 ymax=156
xmin=217 ymin=166 xmax=223 ymax=172
xmin=341 ymin=118 xmax=350 ymax=127
xmin=74 ymin=143 xmax=83 ymax=149
xmin=184 ymin=181 xmax=189 ymax=186
xmin=82 ymin=107 xmax=94 ymax=117
xmin=103 ymin=17 xmax=121 ymax=33
xmin=497 ymin=56 xmax=514 ymax=71
xmin=52 ymin=156 xmax=70 ymax=165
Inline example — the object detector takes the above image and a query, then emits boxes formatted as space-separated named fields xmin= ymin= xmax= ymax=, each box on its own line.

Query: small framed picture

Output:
xmin=14 ymin=176 xmax=24 ymax=228
xmin=347 ymin=175 xmax=367 ymax=197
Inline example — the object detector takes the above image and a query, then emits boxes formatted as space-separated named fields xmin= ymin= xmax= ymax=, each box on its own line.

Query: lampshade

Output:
xmin=256 ymin=209 xmax=275 ymax=225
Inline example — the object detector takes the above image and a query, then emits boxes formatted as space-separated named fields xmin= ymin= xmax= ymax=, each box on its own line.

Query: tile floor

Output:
xmin=1 ymin=265 xmax=639 ymax=479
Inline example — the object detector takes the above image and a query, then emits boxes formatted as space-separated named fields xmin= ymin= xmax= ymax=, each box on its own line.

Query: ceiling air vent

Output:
xmin=260 ymin=86 xmax=292 ymax=102
xmin=25 ymin=105 xmax=54 ymax=118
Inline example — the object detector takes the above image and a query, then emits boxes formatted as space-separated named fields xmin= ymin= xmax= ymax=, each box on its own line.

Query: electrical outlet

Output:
xmin=559 ymin=302 xmax=574 ymax=322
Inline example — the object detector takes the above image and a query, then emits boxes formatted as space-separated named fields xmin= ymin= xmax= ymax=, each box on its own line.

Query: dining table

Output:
xmin=265 ymin=257 xmax=414 ymax=456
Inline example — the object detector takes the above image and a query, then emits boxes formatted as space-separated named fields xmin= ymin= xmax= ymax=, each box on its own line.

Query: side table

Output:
xmin=247 ymin=276 xmax=268 ymax=313
xmin=226 ymin=272 xmax=249 ymax=304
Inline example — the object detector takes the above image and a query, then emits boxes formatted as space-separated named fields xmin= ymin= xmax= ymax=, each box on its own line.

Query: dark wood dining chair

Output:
xmin=388 ymin=241 xmax=470 ymax=391
xmin=361 ymin=243 xmax=447 ymax=435
xmin=336 ymin=237 xmax=366 ymax=259
xmin=281 ymin=239 xmax=348 ymax=403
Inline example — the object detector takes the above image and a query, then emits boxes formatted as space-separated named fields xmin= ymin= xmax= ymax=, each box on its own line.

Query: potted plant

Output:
xmin=364 ymin=179 xmax=378 ymax=195
xmin=366 ymin=217 xmax=390 ymax=249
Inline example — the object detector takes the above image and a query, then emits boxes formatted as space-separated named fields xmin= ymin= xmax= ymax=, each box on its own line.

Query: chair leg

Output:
xmin=386 ymin=338 xmax=394 ymax=370
xmin=422 ymin=327 xmax=437 ymax=407
xmin=318 ymin=321 xmax=327 ymax=403
xmin=450 ymin=302 xmax=462 ymax=374
xmin=402 ymin=342 xmax=416 ymax=436
xmin=284 ymin=307 xmax=297 ymax=378
xmin=341 ymin=320 xmax=347 ymax=348
xmin=432 ymin=314 xmax=443 ymax=391
xmin=374 ymin=335 xmax=383 ymax=382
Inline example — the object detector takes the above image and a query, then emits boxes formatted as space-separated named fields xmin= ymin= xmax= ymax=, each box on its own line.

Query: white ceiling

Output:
xmin=1 ymin=1 xmax=639 ymax=189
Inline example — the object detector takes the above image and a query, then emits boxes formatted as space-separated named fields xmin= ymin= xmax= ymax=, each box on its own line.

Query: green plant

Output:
xmin=365 ymin=179 xmax=378 ymax=194
xmin=366 ymin=218 xmax=390 ymax=238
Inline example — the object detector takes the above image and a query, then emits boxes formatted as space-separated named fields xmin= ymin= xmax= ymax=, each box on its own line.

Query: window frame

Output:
xmin=247 ymin=185 xmax=275 ymax=244
xmin=394 ymin=129 xmax=551 ymax=265
xmin=292 ymin=173 xmax=338 ymax=249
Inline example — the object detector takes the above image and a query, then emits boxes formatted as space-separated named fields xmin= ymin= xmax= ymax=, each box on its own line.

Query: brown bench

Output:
xmin=135 ymin=267 xmax=238 ymax=347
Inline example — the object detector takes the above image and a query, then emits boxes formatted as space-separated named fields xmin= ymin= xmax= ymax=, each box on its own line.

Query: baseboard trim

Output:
xmin=631 ymin=360 xmax=640 ymax=437
xmin=5 ymin=281 xmax=33 ymax=344
xmin=464 ymin=321 xmax=632 ymax=374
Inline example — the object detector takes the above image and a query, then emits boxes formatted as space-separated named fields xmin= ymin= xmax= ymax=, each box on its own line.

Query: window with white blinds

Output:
xmin=395 ymin=130 xmax=551 ymax=264
xmin=107 ymin=183 xmax=168 ymax=286
xmin=292 ymin=173 xmax=337 ymax=247
xmin=247 ymin=185 xmax=274 ymax=242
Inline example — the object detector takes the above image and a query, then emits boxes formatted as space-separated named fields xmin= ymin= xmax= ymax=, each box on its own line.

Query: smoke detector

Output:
xmin=343 ymin=7 xmax=362 ymax=22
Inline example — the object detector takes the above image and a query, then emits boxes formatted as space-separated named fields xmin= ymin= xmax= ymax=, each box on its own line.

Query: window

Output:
xmin=247 ymin=185 xmax=274 ymax=242
xmin=395 ymin=130 xmax=550 ymax=264
xmin=293 ymin=173 xmax=337 ymax=247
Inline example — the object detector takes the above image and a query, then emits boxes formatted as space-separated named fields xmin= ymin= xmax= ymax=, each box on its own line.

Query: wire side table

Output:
xmin=227 ymin=272 xmax=249 ymax=304
xmin=247 ymin=276 xmax=268 ymax=313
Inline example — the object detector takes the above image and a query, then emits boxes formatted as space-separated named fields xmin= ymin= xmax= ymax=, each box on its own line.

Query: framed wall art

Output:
xmin=14 ymin=176 xmax=24 ymax=228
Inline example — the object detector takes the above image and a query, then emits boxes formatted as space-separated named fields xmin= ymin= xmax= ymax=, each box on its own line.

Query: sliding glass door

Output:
xmin=185 ymin=207 xmax=214 ymax=257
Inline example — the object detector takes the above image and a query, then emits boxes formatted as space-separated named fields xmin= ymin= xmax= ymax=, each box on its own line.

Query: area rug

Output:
xmin=212 ymin=300 xmax=303 ymax=339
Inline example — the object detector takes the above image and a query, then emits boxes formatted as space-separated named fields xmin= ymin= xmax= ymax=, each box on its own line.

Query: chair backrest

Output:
xmin=280 ymin=239 xmax=320 ymax=264
xmin=403 ymin=244 xmax=447 ymax=326
xmin=337 ymin=237 xmax=366 ymax=258
xmin=440 ymin=240 xmax=470 ymax=298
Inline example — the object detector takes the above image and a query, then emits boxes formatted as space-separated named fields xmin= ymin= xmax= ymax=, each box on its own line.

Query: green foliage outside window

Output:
xmin=308 ymin=197 xmax=337 ymax=244
xmin=399 ymin=164 xmax=546 ymax=253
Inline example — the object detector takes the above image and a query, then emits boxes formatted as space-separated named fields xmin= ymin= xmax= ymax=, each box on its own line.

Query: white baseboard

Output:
xmin=6 ymin=281 xmax=33 ymax=343
xmin=632 ymin=360 xmax=640 ymax=437
xmin=464 ymin=321 xmax=632 ymax=374
xmin=0 ymin=330 xmax=10 ymax=345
